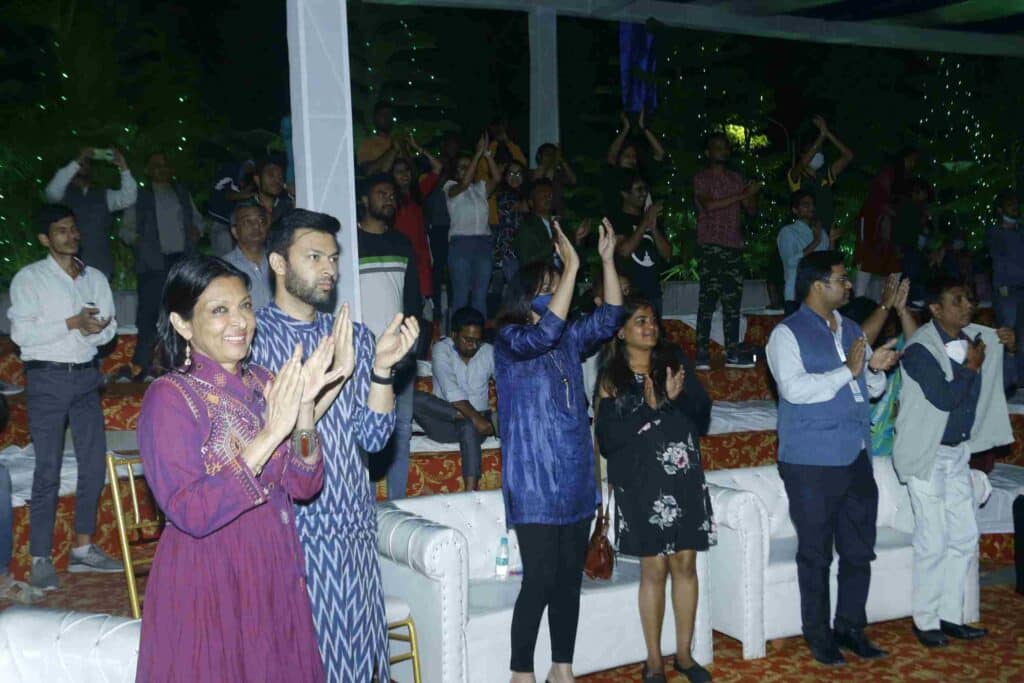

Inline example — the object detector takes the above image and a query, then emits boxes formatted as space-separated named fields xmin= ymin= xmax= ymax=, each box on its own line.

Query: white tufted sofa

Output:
xmin=0 ymin=607 xmax=140 ymax=682
xmin=376 ymin=490 xmax=713 ymax=683
xmin=704 ymin=456 xmax=991 ymax=659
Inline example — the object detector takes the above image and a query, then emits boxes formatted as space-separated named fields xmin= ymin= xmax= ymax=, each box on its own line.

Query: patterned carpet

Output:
xmin=2 ymin=568 xmax=1021 ymax=682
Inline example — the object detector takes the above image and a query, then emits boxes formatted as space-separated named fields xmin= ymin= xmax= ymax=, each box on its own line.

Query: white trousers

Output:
xmin=906 ymin=443 xmax=979 ymax=630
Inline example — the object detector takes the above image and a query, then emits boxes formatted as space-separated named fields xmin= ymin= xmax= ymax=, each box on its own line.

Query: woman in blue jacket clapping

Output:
xmin=495 ymin=219 xmax=623 ymax=683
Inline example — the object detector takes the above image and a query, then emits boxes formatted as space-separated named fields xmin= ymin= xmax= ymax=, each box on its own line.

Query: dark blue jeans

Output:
xmin=994 ymin=284 xmax=1024 ymax=387
xmin=25 ymin=366 xmax=107 ymax=557
xmin=448 ymin=236 xmax=493 ymax=322
xmin=778 ymin=451 xmax=879 ymax=642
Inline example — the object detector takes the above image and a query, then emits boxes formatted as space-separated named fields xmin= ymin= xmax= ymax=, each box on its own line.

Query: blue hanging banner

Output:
xmin=619 ymin=22 xmax=657 ymax=114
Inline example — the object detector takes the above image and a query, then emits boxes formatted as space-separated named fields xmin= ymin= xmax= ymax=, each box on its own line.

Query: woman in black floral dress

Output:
xmin=595 ymin=297 xmax=713 ymax=683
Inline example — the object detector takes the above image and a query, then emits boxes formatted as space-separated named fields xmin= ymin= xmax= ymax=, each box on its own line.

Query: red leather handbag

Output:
xmin=584 ymin=506 xmax=614 ymax=580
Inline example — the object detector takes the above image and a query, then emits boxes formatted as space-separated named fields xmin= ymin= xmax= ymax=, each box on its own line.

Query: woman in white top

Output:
xmin=444 ymin=133 xmax=501 ymax=322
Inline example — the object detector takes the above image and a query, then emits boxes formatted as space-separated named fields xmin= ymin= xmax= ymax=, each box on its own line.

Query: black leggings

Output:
xmin=510 ymin=517 xmax=592 ymax=672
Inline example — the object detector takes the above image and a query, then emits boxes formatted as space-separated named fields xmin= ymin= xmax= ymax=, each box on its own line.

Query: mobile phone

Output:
xmin=92 ymin=148 xmax=115 ymax=162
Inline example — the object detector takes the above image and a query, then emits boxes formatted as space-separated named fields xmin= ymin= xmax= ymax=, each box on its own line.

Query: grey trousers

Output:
xmin=25 ymin=366 xmax=106 ymax=557
xmin=413 ymin=391 xmax=488 ymax=479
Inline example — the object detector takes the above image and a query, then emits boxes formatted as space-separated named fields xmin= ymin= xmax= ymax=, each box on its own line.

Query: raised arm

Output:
xmin=447 ymin=134 xmax=486 ymax=200
xmin=43 ymin=153 xmax=87 ymax=203
xmin=824 ymin=120 xmax=855 ymax=179
xmin=606 ymin=112 xmax=631 ymax=166
xmin=638 ymin=107 xmax=665 ymax=162
xmin=105 ymin=149 xmax=138 ymax=211
xmin=409 ymin=134 xmax=443 ymax=174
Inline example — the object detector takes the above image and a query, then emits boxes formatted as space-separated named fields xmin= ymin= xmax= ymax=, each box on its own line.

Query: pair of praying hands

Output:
xmin=262 ymin=305 xmax=420 ymax=441
xmin=845 ymin=337 xmax=900 ymax=378
xmin=643 ymin=365 xmax=686 ymax=410
xmin=879 ymin=274 xmax=911 ymax=313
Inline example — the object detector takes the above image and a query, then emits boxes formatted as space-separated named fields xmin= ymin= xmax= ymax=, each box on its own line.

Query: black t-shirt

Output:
xmin=607 ymin=208 xmax=664 ymax=302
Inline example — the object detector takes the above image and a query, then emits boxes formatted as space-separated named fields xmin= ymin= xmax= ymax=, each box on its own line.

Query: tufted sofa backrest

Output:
xmin=705 ymin=465 xmax=795 ymax=537
xmin=391 ymin=490 xmax=522 ymax=580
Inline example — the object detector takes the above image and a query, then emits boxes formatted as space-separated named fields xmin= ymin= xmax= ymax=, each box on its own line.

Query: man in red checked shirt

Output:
xmin=693 ymin=132 xmax=762 ymax=370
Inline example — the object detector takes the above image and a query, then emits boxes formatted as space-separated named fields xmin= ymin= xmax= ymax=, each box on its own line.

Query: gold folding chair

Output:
xmin=106 ymin=450 xmax=163 ymax=619
xmin=386 ymin=595 xmax=422 ymax=683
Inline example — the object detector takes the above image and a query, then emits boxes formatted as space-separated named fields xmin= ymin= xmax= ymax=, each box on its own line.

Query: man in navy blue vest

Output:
xmin=766 ymin=251 xmax=899 ymax=666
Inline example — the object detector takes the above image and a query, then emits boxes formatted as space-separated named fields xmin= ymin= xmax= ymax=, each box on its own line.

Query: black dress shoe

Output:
xmin=913 ymin=625 xmax=949 ymax=648
xmin=940 ymin=620 xmax=988 ymax=640
xmin=804 ymin=639 xmax=846 ymax=667
xmin=834 ymin=628 xmax=888 ymax=659
xmin=673 ymin=657 xmax=712 ymax=682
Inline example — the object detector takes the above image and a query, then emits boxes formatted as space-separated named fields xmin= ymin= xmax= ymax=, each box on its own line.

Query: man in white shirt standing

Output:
xmin=8 ymin=206 xmax=124 ymax=591
xmin=777 ymin=190 xmax=839 ymax=315
xmin=221 ymin=200 xmax=272 ymax=310
xmin=766 ymin=250 xmax=898 ymax=667
xmin=44 ymin=147 xmax=137 ymax=278
xmin=413 ymin=306 xmax=495 ymax=491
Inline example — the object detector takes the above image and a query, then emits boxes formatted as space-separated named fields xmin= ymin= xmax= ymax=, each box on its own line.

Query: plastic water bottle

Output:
xmin=495 ymin=536 xmax=510 ymax=579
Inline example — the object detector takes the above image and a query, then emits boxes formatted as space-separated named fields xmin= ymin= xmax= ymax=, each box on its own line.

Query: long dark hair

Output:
xmin=392 ymin=156 xmax=423 ymax=206
xmin=597 ymin=296 xmax=680 ymax=408
xmin=157 ymin=255 xmax=251 ymax=370
xmin=495 ymin=260 xmax=562 ymax=328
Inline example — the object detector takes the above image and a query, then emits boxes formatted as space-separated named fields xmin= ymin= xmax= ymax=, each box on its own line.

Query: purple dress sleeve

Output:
xmin=280 ymin=439 xmax=325 ymax=501
xmin=138 ymin=380 xmax=267 ymax=538
xmin=569 ymin=303 xmax=625 ymax=356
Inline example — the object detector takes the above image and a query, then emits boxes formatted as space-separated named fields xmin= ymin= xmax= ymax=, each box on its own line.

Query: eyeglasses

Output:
xmin=507 ymin=170 xmax=524 ymax=177
xmin=822 ymin=275 xmax=851 ymax=286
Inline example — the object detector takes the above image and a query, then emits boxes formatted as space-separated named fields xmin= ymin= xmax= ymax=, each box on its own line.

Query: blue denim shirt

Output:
xmin=495 ymin=303 xmax=624 ymax=526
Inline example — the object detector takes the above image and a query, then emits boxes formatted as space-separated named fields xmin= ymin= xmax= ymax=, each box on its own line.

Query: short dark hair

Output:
xmin=795 ymin=250 xmax=844 ymax=302
xmin=704 ymin=131 xmax=729 ymax=149
xmin=158 ymin=256 xmax=251 ymax=370
xmin=496 ymin=260 xmax=563 ymax=328
xmin=255 ymin=154 xmax=287 ymax=176
xmin=451 ymin=306 xmax=485 ymax=333
xmin=230 ymin=199 xmax=264 ymax=226
xmin=619 ymin=173 xmax=646 ymax=194
xmin=360 ymin=173 xmax=395 ymax=199
xmin=267 ymin=209 xmax=341 ymax=258
xmin=790 ymin=190 xmax=815 ymax=211
xmin=535 ymin=143 xmax=557 ymax=164
xmin=995 ymin=189 xmax=1017 ymax=212
xmin=926 ymin=275 xmax=970 ymax=306
xmin=35 ymin=205 xmax=74 ymax=236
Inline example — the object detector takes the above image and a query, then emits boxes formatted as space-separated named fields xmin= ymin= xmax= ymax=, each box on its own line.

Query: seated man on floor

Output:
xmin=413 ymin=306 xmax=496 ymax=491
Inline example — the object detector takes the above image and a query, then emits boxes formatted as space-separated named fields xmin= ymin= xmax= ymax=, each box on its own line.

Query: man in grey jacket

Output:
xmin=895 ymin=277 xmax=1016 ymax=648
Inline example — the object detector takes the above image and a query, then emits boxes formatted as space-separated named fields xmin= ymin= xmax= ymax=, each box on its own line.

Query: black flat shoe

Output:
xmin=913 ymin=625 xmax=949 ymax=648
xmin=940 ymin=620 xmax=988 ymax=640
xmin=641 ymin=662 xmax=666 ymax=682
xmin=804 ymin=638 xmax=846 ymax=666
xmin=673 ymin=657 xmax=712 ymax=682
xmin=834 ymin=628 xmax=888 ymax=659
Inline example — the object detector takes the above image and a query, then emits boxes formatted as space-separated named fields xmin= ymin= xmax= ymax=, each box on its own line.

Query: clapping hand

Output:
xmin=373 ymin=314 xmax=420 ymax=373
xmin=812 ymin=115 xmax=828 ymax=133
xmin=846 ymin=337 xmax=866 ymax=377
xmin=643 ymin=374 xmax=659 ymax=410
xmin=330 ymin=303 xmax=356 ymax=384
xmin=574 ymin=218 xmax=593 ymax=245
xmin=867 ymin=338 xmax=900 ymax=372
xmin=894 ymin=278 xmax=910 ymax=314
xmin=880 ymin=274 xmax=900 ymax=310
xmin=263 ymin=344 xmax=306 ymax=441
xmin=997 ymin=327 xmax=1017 ymax=354
xmin=300 ymin=334 xmax=350 ymax=406
xmin=552 ymin=220 xmax=580 ymax=272
xmin=597 ymin=218 xmax=616 ymax=263
xmin=665 ymin=365 xmax=685 ymax=401
xmin=745 ymin=181 xmax=764 ymax=197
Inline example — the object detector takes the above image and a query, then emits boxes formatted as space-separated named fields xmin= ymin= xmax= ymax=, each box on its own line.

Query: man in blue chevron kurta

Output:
xmin=250 ymin=209 xmax=419 ymax=681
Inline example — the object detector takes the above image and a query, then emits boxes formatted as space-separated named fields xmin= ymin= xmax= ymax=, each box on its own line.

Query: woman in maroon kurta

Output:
xmin=136 ymin=256 xmax=346 ymax=683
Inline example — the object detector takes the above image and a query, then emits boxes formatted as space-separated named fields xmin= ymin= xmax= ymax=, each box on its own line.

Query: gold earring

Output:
xmin=184 ymin=344 xmax=192 ymax=369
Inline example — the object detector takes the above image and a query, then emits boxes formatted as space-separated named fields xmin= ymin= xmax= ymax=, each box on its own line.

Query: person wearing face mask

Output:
xmin=786 ymin=116 xmax=855 ymax=239
xmin=495 ymin=222 xmax=623 ymax=683
xmin=987 ymin=190 xmax=1024 ymax=395
xmin=895 ymin=278 xmax=1016 ymax=649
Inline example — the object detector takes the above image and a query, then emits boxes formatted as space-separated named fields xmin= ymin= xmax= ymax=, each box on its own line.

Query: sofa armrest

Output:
xmin=377 ymin=502 xmax=470 ymax=683
xmin=706 ymin=484 xmax=769 ymax=659
xmin=377 ymin=502 xmax=469 ymax=580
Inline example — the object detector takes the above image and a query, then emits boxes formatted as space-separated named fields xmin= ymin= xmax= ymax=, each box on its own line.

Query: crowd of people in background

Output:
xmin=5 ymin=100 xmax=1022 ymax=682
